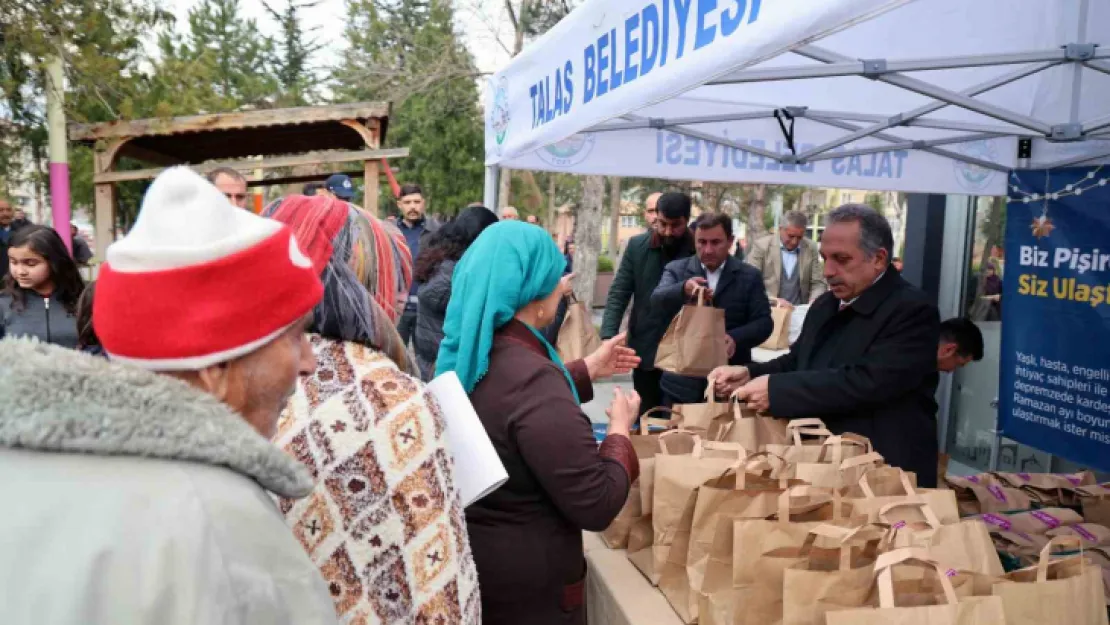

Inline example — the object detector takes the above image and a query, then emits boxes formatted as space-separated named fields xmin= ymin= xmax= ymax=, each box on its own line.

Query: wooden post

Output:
xmin=92 ymin=140 xmax=126 ymax=263
xmin=364 ymin=160 xmax=380 ymax=217
xmin=94 ymin=183 xmax=114 ymax=262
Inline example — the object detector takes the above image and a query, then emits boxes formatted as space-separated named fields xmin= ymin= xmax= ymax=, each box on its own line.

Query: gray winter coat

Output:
xmin=0 ymin=291 xmax=80 ymax=349
xmin=415 ymin=259 xmax=455 ymax=381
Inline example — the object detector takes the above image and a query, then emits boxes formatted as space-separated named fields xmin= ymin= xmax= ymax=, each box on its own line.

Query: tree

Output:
xmin=607 ymin=176 xmax=621 ymax=255
xmin=156 ymin=0 xmax=278 ymax=112
xmin=1 ymin=0 xmax=170 ymax=219
xmin=264 ymin=0 xmax=324 ymax=106
xmin=747 ymin=184 xmax=768 ymax=242
xmin=573 ymin=175 xmax=605 ymax=307
xmin=335 ymin=0 xmax=484 ymax=214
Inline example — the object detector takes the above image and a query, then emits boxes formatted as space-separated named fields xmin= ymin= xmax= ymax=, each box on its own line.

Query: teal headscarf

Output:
xmin=435 ymin=221 xmax=579 ymax=403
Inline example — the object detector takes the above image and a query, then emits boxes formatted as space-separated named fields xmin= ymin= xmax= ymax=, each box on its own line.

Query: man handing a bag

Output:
xmin=708 ymin=205 xmax=941 ymax=486
xmin=652 ymin=213 xmax=773 ymax=406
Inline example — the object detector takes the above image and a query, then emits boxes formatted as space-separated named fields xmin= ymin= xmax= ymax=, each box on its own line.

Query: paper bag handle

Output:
xmin=786 ymin=418 xmax=828 ymax=430
xmin=1037 ymin=535 xmax=1085 ymax=583
xmin=735 ymin=452 xmax=788 ymax=489
xmin=876 ymin=500 xmax=942 ymax=529
xmin=800 ymin=523 xmax=885 ymax=570
xmin=874 ymin=548 xmax=958 ymax=608
xmin=694 ymin=285 xmax=710 ymax=307
xmin=777 ymin=485 xmax=841 ymax=523
xmin=858 ymin=466 xmax=916 ymax=499
xmin=814 ymin=434 xmax=869 ymax=464
xmin=694 ymin=440 xmax=747 ymax=459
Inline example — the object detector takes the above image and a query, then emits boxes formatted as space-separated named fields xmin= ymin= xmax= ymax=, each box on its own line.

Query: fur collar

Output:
xmin=0 ymin=338 xmax=312 ymax=498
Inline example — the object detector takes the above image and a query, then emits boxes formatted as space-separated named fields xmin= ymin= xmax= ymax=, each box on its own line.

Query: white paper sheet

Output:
xmin=426 ymin=372 xmax=509 ymax=507
xmin=789 ymin=305 xmax=810 ymax=345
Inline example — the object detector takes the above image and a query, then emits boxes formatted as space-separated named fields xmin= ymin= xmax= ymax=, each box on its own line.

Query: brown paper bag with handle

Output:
xmin=660 ymin=454 xmax=795 ymax=623
xmin=793 ymin=449 xmax=887 ymax=489
xmin=627 ymin=429 xmax=700 ymax=582
xmin=654 ymin=287 xmax=728 ymax=377
xmin=601 ymin=413 xmax=683 ymax=549
xmin=652 ymin=439 xmax=747 ymax=586
xmin=873 ymin=501 xmax=1004 ymax=576
xmin=780 ymin=525 xmax=890 ymax=625
xmin=700 ymin=486 xmax=846 ymax=625
xmin=1046 ymin=523 xmax=1110 ymax=548
xmin=763 ymin=419 xmax=834 ymax=463
xmin=719 ymin=399 xmax=791 ymax=450
xmin=843 ymin=467 xmax=961 ymax=525
xmin=993 ymin=536 xmax=1110 ymax=625
xmin=946 ymin=473 xmax=1033 ymax=514
xmin=759 ymin=302 xmax=793 ymax=350
xmin=743 ymin=523 xmax=885 ymax=625
xmin=555 ymin=293 xmax=602 ymax=362
xmin=826 ymin=548 xmax=1008 ymax=625
xmin=672 ymin=386 xmax=732 ymax=434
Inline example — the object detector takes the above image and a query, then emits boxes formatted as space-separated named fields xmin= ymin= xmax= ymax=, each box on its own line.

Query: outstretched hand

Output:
xmin=584 ymin=332 xmax=641 ymax=381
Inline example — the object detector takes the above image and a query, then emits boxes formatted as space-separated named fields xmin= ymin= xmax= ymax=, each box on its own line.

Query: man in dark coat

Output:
xmin=601 ymin=192 xmax=695 ymax=415
xmin=396 ymin=183 xmax=440 ymax=346
xmin=710 ymin=204 xmax=941 ymax=486
xmin=651 ymin=213 xmax=773 ymax=405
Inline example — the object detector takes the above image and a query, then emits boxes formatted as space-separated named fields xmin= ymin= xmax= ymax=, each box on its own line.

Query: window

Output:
xmin=840 ymin=192 xmax=852 ymax=204
xmin=620 ymin=215 xmax=638 ymax=228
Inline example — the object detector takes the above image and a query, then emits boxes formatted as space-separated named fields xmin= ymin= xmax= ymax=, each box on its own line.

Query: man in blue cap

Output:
xmin=323 ymin=173 xmax=356 ymax=201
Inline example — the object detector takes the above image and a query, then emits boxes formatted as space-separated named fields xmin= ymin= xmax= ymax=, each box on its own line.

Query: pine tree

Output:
xmin=156 ymin=0 xmax=278 ymax=112
xmin=335 ymin=0 xmax=483 ymax=215
xmin=264 ymin=0 xmax=324 ymax=106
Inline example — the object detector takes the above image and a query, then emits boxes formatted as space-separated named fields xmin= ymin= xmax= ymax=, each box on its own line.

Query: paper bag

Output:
xmin=719 ymin=400 xmax=791 ymax=450
xmin=946 ymin=473 xmax=1033 ymax=515
xmin=825 ymin=549 xmax=1009 ymax=625
xmin=763 ymin=419 xmax=835 ymax=463
xmin=672 ymin=387 xmax=732 ymax=434
xmin=745 ymin=524 xmax=883 ymax=625
xmin=626 ymin=429 xmax=700 ymax=582
xmin=655 ymin=287 xmax=728 ymax=377
xmin=659 ymin=455 xmax=792 ymax=623
xmin=651 ymin=439 xmax=745 ymax=586
xmin=780 ymin=525 xmax=888 ymax=625
xmin=555 ymin=293 xmax=602 ymax=362
xmin=794 ymin=450 xmax=887 ymax=489
xmin=601 ymin=415 xmax=685 ymax=549
xmin=973 ymin=508 xmax=1084 ymax=536
xmin=993 ymin=536 xmax=1110 ymax=625
xmin=1046 ymin=523 xmax=1110 ymax=548
xmin=760 ymin=302 xmax=793 ymax=350
xmin=875 ymin=501 xmax=1004 ymax=576
xmin=844 ymin=467 xmax=961 ymax=525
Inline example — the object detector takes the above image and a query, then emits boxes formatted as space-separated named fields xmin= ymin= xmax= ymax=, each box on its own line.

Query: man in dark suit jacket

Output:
xmin=709 ymin=204 xmax=941 ymax=486
xmin=653 ymin=213 xmax=773 ymax=406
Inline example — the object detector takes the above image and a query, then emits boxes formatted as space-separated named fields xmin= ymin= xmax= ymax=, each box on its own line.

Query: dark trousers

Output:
xmin=397 ymin=304 xmax=418 ymax=346
xmin=632 ymin=368 xmax=664 ymax=418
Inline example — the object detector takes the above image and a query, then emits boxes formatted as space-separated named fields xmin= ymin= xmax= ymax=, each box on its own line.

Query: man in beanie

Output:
xmin=0 ymin=167 xmax=339 ymax=624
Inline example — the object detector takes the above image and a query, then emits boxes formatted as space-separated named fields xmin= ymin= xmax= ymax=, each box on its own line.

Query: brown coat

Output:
xmin=466 ymin=320 xmax=638 ymax=625
xmin=746 ymin=233 xmax=827 ymax=303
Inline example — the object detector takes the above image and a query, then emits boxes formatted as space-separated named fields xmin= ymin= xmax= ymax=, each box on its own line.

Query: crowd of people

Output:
xmin=0 ymin=166 xmax=987 ymax=624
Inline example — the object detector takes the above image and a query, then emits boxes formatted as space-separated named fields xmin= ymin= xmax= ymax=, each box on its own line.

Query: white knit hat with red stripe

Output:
xmin=93 ymin=166 xmax=323 ymax=370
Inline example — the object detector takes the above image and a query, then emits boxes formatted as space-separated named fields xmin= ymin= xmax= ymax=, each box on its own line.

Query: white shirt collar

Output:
xmin=701 ymin=262 xmax=725 ymax=291
xmin=840 ymin=271 xmax=886 ymax=308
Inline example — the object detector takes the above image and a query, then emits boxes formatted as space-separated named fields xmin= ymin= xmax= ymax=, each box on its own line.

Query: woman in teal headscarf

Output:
xmin=436 ymin=221 xmax=641 ymax=625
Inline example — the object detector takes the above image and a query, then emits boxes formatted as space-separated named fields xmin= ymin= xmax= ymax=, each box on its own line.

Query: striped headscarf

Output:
xmin=263 ymin=196 xmax=416 ymax=375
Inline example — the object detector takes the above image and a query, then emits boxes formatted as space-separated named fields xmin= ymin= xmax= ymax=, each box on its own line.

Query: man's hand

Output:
xmin=724 ymin=335 xmax=736 ymax=359
xmin=684 ymin=277 xmax=709 ymax=299
xmin=584 ymin=332 xmax=641 ymax=381
xmin=707 ymin=365 xmax=750 ymax=397
xmin=733 ymin=375 xmax=771 ymax=412
xmin=773 ymin=298 xmax=794 ymax=309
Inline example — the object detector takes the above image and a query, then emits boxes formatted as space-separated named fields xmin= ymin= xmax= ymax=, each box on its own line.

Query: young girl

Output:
xmin=1 ymin=225 xmax=85 ymax=348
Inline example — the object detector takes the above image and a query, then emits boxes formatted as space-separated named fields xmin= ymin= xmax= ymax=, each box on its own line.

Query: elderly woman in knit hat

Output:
xmin=436 ymin=221 xmax=641 ymax=625
xmin=263 ymin=195 xmax=480 ymax=624
xmin=0 ymin=168 xmax=339 ymax=624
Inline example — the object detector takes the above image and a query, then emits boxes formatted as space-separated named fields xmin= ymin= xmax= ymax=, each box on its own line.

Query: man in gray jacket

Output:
xmin=746 ymin=210 xmax=826 ymax=306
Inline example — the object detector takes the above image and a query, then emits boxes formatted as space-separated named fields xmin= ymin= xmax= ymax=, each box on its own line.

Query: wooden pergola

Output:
xmin=68 ymin=101 xmax=407 ymax=260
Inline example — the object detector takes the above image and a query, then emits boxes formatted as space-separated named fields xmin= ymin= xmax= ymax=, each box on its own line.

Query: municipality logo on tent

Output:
xmin=490 ymin=77 xmax=511 ymax=154
xmin=537 ymin=133 xmax=597 ymax=168
xmin=952 ymin=140 xmax=999 ymax=192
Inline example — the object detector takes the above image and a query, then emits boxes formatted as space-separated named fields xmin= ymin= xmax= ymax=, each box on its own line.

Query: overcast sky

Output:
xmin=174 ymin=0 xmax=516 ymax=83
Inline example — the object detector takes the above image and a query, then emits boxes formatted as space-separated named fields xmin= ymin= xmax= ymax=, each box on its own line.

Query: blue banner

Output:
xmin=1000 ymin=167 xmax=1110 ymax=471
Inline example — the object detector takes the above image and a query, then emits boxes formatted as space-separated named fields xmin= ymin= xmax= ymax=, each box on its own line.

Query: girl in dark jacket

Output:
xmin=412 ymin=206 xmax=498 ymax=380
xmin=1 ymin=225 xmax=85 ymax=348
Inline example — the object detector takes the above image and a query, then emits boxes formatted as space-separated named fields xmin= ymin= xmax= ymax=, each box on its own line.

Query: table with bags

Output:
xmin=585 ymin=401 xmax=1110 ymax=625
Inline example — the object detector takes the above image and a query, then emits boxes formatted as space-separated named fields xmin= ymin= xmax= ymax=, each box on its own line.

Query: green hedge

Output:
xmin=597 ymin=255 xmax=615 ymax=272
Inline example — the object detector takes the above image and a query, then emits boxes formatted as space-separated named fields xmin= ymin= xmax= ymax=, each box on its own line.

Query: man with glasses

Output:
xmin=206 ymin=167 xmax=249 ymax=210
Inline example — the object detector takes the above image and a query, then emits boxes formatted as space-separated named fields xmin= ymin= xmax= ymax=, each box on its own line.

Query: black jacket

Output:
xmin=600 ymin=231 xmax=696 ymax=368
xmin=748 ymin=270 xmax=941 ymax=486
xmin=651 ymin=256 xmax=773 ymax=403
xmin=415 ymin=259 xmax=454 ymax=381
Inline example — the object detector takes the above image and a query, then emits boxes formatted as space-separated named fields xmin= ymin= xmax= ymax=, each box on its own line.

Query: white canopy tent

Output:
xmin=483 ymin=0 xmax=1110 ymax=203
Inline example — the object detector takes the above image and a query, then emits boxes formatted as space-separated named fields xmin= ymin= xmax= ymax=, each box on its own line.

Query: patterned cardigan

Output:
xmin=274 ymin=335 xmax=480 ymax=625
